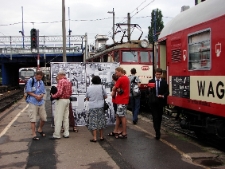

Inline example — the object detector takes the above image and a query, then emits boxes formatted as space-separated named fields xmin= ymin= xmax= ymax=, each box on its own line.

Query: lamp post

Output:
xmin=19 ymin=6 xmax=24 ymax=49
xmin=107 ymin=8 xmax=115 ymax=43
xmin=62 ymin=0 xmax=67 ymax=62
xmin=68 ymin=7 xmax=72 ymax=52
xmin=152 ymin=9 xmax=157 ymax=79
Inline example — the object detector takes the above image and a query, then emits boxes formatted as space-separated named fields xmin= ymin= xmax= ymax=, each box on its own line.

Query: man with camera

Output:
xmin=111 ymin=67 xmax=130 ymax=139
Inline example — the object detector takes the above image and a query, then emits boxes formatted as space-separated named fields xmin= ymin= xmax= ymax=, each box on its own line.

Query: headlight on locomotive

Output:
xmin=140 ymin=39 xmax=149 ymax=48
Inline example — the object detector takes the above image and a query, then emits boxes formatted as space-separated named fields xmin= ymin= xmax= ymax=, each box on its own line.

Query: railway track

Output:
xmin=162 ymin=114 xmax=197 ymax=139
xmin=0 ymin=87 xmax=24 ymax=112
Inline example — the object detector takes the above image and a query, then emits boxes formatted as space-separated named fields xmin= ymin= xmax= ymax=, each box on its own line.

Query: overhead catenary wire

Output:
xmin=0 ymin=16 xmax=173 ymax=27
xmin=131 ymin=0 xmax=155 ymax=18
xmin=107 ymin=0 xmax=155 ymax=40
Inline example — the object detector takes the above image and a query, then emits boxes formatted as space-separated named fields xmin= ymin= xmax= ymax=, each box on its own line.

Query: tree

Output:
xmin=148 ymin=9 xmax=164 ymax=43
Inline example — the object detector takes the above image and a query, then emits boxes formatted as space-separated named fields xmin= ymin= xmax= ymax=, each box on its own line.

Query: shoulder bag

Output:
xmin=102 ymin=85 xmax=109 ymax=111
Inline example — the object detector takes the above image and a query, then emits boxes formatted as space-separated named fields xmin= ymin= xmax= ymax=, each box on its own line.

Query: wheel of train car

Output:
xmin=216 ymin=121 xmax=225 ymax=139
xmin=194 ymin=130 xmax=206 ymax=141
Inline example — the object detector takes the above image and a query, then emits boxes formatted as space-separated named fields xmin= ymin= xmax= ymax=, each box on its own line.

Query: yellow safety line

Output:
xmin=0 ymin=104 xmax=29 ymax=138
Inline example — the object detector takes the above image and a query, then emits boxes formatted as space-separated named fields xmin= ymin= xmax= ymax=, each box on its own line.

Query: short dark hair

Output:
xmin=36 ymin=71 xmax=43 ymax=76
xmin=91 ymin=75 xmax=101 ymax=84
xmin=112 ymin=74 xmax=118 ymax=81
xmin=130 ymin=68 xmax=136 ymax=74
xmin=155 ymin=68 xmax=163 ymax=74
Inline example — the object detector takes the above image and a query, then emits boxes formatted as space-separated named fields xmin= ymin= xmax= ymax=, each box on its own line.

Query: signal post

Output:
xmin=30 ymin=28 xmax=40 ymax=70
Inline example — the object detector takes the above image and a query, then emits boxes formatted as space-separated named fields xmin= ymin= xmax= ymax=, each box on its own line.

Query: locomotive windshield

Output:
xmin=122 ymin=51 xmax=151 ymax=63
xmin=122 ymin=51 xmax=138 ymax=62
xmin=140 ymin=51 xmax=150 ymax=63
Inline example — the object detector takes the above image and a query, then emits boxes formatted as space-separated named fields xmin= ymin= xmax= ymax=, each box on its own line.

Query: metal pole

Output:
xmin=153 ymin=9 xmax=157 ymax=79
xmin=68 ymin=7 xmax=71 ymax=52
xmin=62 ymin=0 xmax=67 ymax=62
xmin=10 ymin=36 xmax=12 ymax=60
xmin=127 ymin=13 xmax=131 ymax=42
xmin=113 ymin=8 xmax=115 ymax=43
xmin=22 ymin=6 xmax=24 ymax=49
xmin=154 ymin=10 xmax=157 ymax=42
xmin=44 ymin=36 xmax=46 ymax=68
xmin=37 ymin=54 xmax=40 ymax=70
xmin=84 ymin=33 xmax=88 ymax=63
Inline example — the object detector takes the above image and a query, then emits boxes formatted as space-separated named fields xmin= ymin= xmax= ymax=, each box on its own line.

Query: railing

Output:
xmin=0 ymin=35 xmax=86 ymax=54
xmin=0 ymin=46 xmax=83 ymax=54
xmin=0 ymin=35 xmax=85 ymax=43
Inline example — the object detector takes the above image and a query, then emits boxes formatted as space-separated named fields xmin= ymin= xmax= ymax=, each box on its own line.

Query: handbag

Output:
xmin=102 ymin=85 xmax=109 ymax=110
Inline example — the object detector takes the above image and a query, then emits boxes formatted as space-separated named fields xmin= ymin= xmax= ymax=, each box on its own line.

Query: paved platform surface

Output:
xmin=0 ymin=87 xmax=225 ymax=169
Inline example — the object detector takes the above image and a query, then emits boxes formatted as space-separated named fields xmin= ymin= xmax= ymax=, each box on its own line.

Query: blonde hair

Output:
xmin=115 ymin=67 xmax=124 ymax=73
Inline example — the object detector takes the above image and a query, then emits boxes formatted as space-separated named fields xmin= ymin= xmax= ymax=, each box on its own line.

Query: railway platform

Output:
xmin=0 ymin=87 xmax=225 ymax=169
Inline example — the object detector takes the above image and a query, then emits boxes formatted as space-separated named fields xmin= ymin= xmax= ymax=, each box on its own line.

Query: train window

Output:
xmin=140 ymin=52 xmax=150 ymax=63
xmin=188 ymin=29 xmax=211 ymax=70
xmin=122 ymin=51 xmax=138 ymax=62
xmin=21 ymin=70 xmax=35 ymax=77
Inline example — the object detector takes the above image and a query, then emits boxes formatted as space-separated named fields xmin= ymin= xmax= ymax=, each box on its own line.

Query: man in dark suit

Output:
xmin=149 ymin=68 xmax=169 ymax=140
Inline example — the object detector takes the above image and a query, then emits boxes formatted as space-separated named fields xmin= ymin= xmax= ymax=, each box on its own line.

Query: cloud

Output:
xmin=0 ymin=0 xmax=194 ymax=44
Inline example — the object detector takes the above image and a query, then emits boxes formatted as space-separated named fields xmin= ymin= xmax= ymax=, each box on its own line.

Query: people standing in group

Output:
xmin=129 ymin=68 xmax=141 ymax=125
xmin=50 ymin=70 xmax=72 ymax=139
xmin=86 ymin=75 xmax=107 ymax=142
xmin=26 ymin=71 xmax=47 ymax=141
xmin=111 ymin=67 xmax=130 ymax=139
xmin=148 ymin=68 xmax=169 ymax=140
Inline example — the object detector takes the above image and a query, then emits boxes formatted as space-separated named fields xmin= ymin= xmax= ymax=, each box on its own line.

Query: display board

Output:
xmin=50 ymin=62 xmax=120 ymax=126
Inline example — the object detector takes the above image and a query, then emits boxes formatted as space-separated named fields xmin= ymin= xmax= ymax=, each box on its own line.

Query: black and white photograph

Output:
xmin=86 ymin=62 xmax=119 ymax=94
xmin=104 ymin=95 xmax=116 ymax=125
xmin=51 ymin=62 xmax=87 ymax=94
xmin=50 ymin=62 xmax=119 ymax=126
xmin=70 ymin=95 xmax=86 ymax=109
xmin=72 ymin=108 xmax=89 ymax=126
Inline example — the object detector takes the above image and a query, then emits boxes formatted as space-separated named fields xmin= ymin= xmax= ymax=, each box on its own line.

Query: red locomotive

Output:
xmin=158 ymin=0 xmax=225 ymax=139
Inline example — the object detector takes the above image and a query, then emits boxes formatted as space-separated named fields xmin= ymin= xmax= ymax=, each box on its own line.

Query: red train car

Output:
xmin=158 ymin=0 xmax=225 ymax=139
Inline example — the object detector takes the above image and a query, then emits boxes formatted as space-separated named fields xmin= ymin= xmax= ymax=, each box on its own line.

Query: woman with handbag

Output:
xmin=86 ymin=75 xmax=107 ymax=142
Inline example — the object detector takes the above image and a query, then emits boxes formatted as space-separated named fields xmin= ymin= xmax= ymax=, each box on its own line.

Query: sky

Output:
xmin=0 ymin=0 xmax=195 ymax=45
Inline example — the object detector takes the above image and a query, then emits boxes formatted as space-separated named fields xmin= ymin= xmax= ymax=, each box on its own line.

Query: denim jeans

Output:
xmin=130 ymin=96 xmax=140 ymax=122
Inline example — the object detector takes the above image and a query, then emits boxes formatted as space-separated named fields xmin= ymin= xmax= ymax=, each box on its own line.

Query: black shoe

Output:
xmin=133 ymin=121 xmax=137 ymax=125
xmin=155 ymin=136 xmax=160 ymax=140
xmin=90 ymin=139 xmax=97 ymax=142
xmin=49 ymin=136 xmax=60 ymax=140
xmin=63 ymin=135 xmax=69 ymax=138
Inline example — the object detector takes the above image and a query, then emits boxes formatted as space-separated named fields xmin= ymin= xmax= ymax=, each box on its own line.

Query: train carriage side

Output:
xmin=158 ymin=0 xmax=225 ymax=138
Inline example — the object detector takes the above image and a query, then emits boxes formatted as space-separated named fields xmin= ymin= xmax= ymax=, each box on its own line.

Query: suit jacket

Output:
xmin=148 ymin=78 xmax=169 ymax=106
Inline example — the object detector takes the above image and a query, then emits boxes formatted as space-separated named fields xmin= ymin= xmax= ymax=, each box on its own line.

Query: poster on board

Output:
xmin=50 ymin=62 xmax=120 ymax=126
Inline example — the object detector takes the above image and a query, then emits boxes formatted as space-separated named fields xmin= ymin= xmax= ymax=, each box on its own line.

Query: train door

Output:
xmin=158 ymin=41 xmax=167 ymax=82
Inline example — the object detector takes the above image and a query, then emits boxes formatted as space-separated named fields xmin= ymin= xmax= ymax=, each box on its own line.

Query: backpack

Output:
xmin=24 ymin=77 xmax=35 ymax=100
xmin=130 ymin=76 xmax=141 ymax=97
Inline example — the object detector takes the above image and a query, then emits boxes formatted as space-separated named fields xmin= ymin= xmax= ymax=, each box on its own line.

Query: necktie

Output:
xmin=156 ymin=80 xmax=159 ymax=96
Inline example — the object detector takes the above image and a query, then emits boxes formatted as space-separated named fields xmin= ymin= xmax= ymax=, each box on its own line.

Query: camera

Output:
xmin=118 ymin=88 xmax=124 ymax=95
